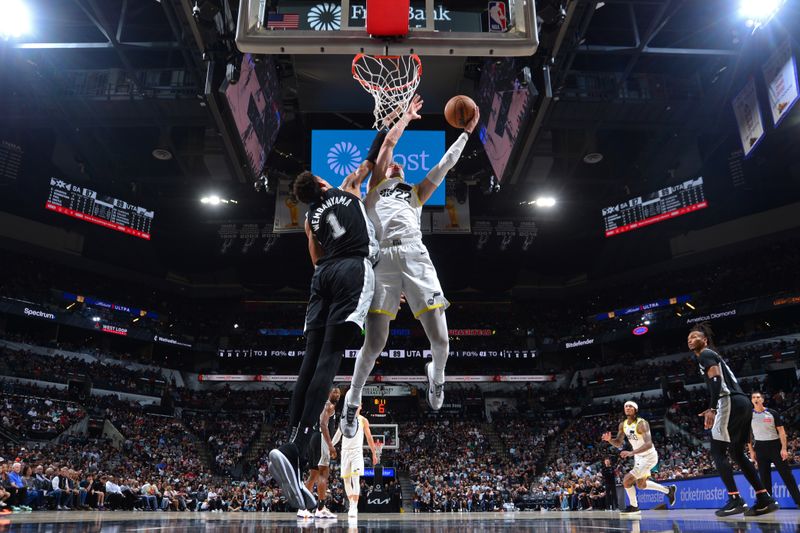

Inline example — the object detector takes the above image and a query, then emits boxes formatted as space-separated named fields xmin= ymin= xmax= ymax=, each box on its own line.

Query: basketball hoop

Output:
xmin=352 ymin=53 xmax=422 ymax=129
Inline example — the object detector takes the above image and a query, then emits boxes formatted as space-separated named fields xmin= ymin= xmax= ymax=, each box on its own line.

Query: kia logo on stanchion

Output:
xmin=327 ymin=142 xmax=361 ymax=176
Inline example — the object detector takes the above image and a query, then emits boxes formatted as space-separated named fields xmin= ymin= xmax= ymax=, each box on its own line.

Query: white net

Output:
xmin=352 ymin=53 xmax=422 ymax=129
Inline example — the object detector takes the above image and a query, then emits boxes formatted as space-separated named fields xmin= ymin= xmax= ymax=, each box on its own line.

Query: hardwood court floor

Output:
xmin=1 ymin=509 xmax=798 ymax=532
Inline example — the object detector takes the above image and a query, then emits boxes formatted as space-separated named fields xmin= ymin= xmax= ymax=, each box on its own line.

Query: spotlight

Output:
xmin=534 ymin=197 xmax=556 ymax=207
xmin=739 ymin=0 xmax=785 ymax=28
xmin=92 ymin=316 xmax=101 ymax=322
xmin=202 ymin=195 xmax=236 ymax=206
xmin=686 ymin=302 xmax=695 ymax=310
xmin=233 ymin=323 xmax=239 ymax=329
xmin=0 ymin=0 xmax=31 ymax=39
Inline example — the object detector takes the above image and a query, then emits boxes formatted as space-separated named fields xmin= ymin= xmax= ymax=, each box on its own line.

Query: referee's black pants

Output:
xmin=754 ymin=439 xmax=800 ymax=506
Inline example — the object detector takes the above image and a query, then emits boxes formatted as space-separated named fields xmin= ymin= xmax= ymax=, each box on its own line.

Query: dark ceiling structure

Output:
xmin=0 ymin=0 xmax=798 ymax=298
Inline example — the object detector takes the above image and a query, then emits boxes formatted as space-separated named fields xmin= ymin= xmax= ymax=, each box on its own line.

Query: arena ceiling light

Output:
xmin=200 ymin=195 xmax=238 ymax=205
xmin=520 ymin=197 xmax=557 ymax=208
xmin=739 ymin=0 xmax=786 ymax=28
xmin=0 ymin=0 xmax=31 ymax=40
xmin=535 ymin=197 xmax=557 ymax=207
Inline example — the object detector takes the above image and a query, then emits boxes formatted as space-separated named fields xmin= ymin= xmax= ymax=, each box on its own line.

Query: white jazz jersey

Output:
xmin=365 ymin=178 xmax=423 ymax=242
xmin=340 ymin=415 xmax=367 ymax=479
xmin=623 ymin=417 xmax=658 ymax=479
xmin=341 ymin=415 xmax=366 ymax=452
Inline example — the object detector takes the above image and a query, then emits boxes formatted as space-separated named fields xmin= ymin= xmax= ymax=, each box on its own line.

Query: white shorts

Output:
xmin=340 ymin=448 xmax=365 ymax=479
xmin=629 ymin=449 xmax=659 ymax=479
xmin=370 ymin=239 xmax=449 ymax=319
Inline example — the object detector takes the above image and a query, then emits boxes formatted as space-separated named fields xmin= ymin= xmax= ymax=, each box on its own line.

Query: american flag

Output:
xmin=267 ymin=13 xmax=300 ymax=29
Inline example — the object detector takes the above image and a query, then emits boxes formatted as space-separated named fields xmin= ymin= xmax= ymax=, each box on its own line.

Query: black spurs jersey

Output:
xmin=307 ymin=188 xmax=378 ymax=265
xmin=314 ymin=402 xmax=340 ymax=435
xmin=697 ymin=348 xmax=745 ymax=397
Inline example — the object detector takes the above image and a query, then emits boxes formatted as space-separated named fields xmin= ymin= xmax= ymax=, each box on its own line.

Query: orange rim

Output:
xmin=352 ymin=53 xmax=422 ymax=93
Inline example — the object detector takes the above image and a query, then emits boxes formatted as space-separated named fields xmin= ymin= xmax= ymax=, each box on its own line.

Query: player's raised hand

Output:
xmin=601 ymin=431 xmax=612 ymax=443
xmin=406 ymin=94 xmax=423 ymax=121
xmin=464 ymin=102 xmax=480 ymax=134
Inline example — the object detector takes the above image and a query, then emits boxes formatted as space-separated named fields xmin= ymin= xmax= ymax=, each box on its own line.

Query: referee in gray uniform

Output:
xmin=748 ymin=391 xmax=800 ymax=507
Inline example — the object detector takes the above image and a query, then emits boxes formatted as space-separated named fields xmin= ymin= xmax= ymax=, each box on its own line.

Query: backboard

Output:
xmin=236 ymin=0 xmax=538 ymax=56
xmin=367 ymin=423 xmax=399 ymax=450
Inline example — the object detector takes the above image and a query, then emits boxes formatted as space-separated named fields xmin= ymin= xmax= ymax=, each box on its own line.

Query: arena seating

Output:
xmin=1 ymin=325 xmax=799 ymax=513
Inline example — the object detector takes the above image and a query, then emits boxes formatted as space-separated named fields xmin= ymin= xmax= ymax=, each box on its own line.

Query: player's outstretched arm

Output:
xmin=363 ymin=417 xmax=379 ymax=465
xmin=416 ymin=102 xmax=480 ymax=204
xmin=341 ymin=160 xmax=374 ymax=197
xmin=340 ymin=117 xmax=404 ymax=196
xmin=602 ymin=422 xmax=625 ymax=449
xmin=371 ymin=94 xmax=423 ymax=191
xmin=305 ymin=219 xmax=324 ymax=266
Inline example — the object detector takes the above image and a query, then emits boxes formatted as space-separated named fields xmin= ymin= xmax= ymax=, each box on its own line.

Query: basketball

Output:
xmin=444 ymin=95 xmax=476 ymax=129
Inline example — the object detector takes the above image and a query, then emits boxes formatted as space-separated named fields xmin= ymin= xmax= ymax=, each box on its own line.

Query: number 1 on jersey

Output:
xmin=327 ymin=212 xmax=346 ymax=239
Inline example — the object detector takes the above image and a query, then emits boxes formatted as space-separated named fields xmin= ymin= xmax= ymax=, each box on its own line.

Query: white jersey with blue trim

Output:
xmin=365 ymin=177 xmax=423 ymax=243
xmin=341 ymin=415 xmax=366 ymax=452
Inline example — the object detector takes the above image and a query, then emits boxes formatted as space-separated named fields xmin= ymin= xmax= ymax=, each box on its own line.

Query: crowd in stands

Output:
xmin=576 ymin=335 xmax=800 ymax=397
xmin=2 ymin=236 xmax=799 ymax=366
xmin=1 ymin=395 xmax=85 ymax=441
xmin=0 ymin=344 xmax=169 ymax=397
xmin=0 ymin=397 xmax=83 ymax=442
xmin=1 ymin=325 xmax=799 ymax=515
xmin=182 ymin=411 xmax=262 ymax=476
xmin=394 ymin=417 xmax=535 ymax=512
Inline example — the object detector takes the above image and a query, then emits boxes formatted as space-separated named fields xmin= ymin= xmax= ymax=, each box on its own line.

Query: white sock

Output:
xmin=350 ymin=315 xmax=391 ymax=404
xmin=645 ymin=480 xmax=669 ymax=494
xmin=418 ymin=309 xmax=449 ymax=384
xmin=625 ymin=486 xmax=638 ymax=507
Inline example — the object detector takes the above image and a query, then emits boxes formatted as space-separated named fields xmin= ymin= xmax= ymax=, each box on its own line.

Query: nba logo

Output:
xmin=488 ymin=1 xmax=508 ymax=32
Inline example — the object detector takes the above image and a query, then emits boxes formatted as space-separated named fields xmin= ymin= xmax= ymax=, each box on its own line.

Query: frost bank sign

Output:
xmin=311 ymin=129 xmax=445 ymax=206
xmin=282 ymin=2 xmax=481 ymax=32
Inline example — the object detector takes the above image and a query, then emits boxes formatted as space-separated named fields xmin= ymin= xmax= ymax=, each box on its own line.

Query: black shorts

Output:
xmin=713 ymin=393 xmax=751 ymax=444
xmin=308 ymin=431 xmax=330 ymax=469
xmin=304 ymin=256 xmax=374 ymax=333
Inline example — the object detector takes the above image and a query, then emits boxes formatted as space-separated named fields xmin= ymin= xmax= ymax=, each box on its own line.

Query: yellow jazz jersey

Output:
xmin=623 ymin=417 xmax=648 ymax=452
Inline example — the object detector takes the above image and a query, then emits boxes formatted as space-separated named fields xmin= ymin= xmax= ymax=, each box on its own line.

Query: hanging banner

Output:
xmin=362 ymin=385 xmax=412 ymax=396
xmin=732 ymin=77 xmax=765 ymax=158
xmin=762 ymin=39 xmax=799 ymax=127
xmin=432 ymin=195 xmax=471 ymax=233
xmin=273 ymin=181 xmax=305 ymax=233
